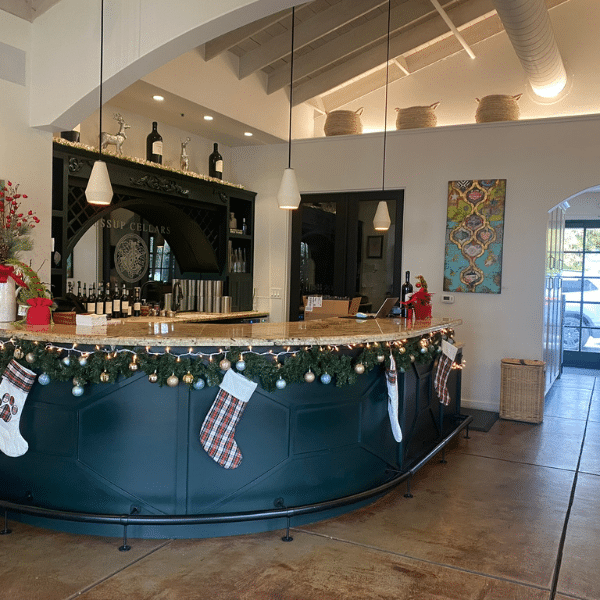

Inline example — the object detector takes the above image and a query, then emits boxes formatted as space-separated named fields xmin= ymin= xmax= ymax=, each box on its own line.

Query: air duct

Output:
xmin=491 ymin=0 xmax=567 ymax=98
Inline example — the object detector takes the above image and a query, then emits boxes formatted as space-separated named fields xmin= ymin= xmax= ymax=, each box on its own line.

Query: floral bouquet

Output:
xmin=0 ymin=181 xmax=40 ymax=262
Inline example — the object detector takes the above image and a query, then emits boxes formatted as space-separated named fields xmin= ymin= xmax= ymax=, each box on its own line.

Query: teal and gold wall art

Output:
xmin=443 ymin=179 xmax=506 ymax=294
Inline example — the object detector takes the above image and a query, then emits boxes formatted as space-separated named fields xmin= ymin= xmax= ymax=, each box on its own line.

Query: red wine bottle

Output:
xmin=209 ymin=143 xmax=223 ymax=179
xmin=146 ymin=122 xmax=163 ymax=164
xmin=401 ymin=270 xmax=413 ymax=318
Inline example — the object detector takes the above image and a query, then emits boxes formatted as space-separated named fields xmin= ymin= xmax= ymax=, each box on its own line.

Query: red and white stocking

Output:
xmin=200 ymin=369 xmax=257 ymax=469
xmin=0 ymin=359 xmax=36 ymax=457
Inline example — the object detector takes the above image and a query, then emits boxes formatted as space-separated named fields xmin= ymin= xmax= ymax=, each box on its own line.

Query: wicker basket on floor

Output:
xmin=500 ymin=358 xmax=545 ymax=423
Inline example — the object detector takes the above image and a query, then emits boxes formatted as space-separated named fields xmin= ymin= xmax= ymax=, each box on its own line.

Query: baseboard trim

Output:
xmin=461 ymin=397 xmax=499 ymax=412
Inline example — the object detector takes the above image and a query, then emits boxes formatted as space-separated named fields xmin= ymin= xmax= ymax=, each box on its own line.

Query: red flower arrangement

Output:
xmin=0 ymin=181 xmax=40 ymax=261
xmin=406 ymin=275 xmax=433 ymax=320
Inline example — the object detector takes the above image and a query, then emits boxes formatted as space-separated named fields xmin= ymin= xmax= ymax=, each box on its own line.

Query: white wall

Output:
xmin=233 ymin=114 xmax=600 ymax=411
xmin=0 ymin=12 xmax=52 ymax=287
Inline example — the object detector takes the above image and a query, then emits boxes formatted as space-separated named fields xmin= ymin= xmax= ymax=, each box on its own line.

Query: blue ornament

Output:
xmin=276 ymin=377 xmax=287 ymax=390
xmin=236 ymin=360 xmax=246 ymax=371
xmin=79 ymin=356 xmax=88 ymax=366
xmin=193 ymin=378 xmax=205 ymax=390
xmin=38 ymin=373 xmax=50 ymax=386
xmin=420 ymin=347 xmax=427 ymax=354
xmin=320 ymin=373 xmax=332 ymax=385
xmin=62 ymin=356 xmax=71 ymax=366
xmin=72 ymin=385 xmax=84 ymax=397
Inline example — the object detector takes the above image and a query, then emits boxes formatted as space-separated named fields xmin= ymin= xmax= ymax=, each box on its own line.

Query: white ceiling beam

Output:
xmin=238 ymin=0 xmax=387 ymax=79
xmin=393 ymin=56 xmax=410 ymax=76
xmin=204 ymin=10 xmax=290 ymax=61
xmin=430 ymin=0 xmax=476 ymax=59
xmin=267 ymin=0 xmax=444 ymax=94
xmin=291 ymin=0 xmax=496 ymax=105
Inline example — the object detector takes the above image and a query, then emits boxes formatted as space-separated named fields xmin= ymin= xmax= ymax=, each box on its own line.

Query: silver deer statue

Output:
xmin=100 ymin=113 xmax=131 ymax=155
xmin=180 ymin=137 xmax=191 ymax=171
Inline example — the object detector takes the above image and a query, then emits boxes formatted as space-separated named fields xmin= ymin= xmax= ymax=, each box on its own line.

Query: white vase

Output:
xmin=0 ymin=279 xmax=17 ymax=322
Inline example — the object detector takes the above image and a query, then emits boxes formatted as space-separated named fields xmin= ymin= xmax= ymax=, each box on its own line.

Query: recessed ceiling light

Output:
xmin=244 ymin=132 xmax=253 ymax=137
xmin=204 ymin=115 xmax=213 ymax=121
xmin=153 ymin=95 xmax=165 ymax=101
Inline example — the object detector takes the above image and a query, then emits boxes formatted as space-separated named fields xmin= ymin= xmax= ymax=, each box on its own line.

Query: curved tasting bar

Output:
xmin=0 ymin=316 xmax=463 ymax=541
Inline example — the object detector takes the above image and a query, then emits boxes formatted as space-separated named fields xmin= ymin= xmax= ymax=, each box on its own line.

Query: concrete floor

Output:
xmin=0 ymin=367 xmax=598 ymax=600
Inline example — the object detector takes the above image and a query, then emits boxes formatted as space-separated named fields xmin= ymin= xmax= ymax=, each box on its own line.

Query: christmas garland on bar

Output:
xmin=0 ymin=329 xmax=454 ymax=395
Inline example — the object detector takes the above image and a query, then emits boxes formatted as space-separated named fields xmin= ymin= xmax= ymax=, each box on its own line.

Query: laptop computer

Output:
xmin=348 ymin=297 xmax=399 ymax=319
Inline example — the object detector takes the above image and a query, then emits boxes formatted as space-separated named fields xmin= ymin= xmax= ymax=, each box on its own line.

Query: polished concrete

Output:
xmin=0 ymin=367 xmax=598 ymax=600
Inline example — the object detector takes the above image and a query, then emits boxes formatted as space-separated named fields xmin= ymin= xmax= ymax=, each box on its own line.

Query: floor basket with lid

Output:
xmin=500 ymin=358 xmax=545 ymax=423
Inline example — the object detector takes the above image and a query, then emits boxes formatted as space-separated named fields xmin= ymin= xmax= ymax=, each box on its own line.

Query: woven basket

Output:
xmin=475 ymin=94 xmax=522 ymax=123
xmin=395 ymin=102 xmax=439 ymax=130
xmin=500 ymin=358 xmax=545 ymax=423
xmin=324 ymin=108 xmax=363 ymax=136
xmin=52 ymin=311 xmax=76 ymax=325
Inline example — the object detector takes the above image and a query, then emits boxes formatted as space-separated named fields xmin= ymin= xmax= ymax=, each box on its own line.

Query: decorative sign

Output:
xmin=443 ymin=179 xmax=506 ymax=294
xmin=115 ymin=233 xmax=149 ymax=283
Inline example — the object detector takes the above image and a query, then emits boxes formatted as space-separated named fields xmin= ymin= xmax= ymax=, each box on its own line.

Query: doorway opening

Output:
xmin=289 ymin=190 xmax=404 ymax=321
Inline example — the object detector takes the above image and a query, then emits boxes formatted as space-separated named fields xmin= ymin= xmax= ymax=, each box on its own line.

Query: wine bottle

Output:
xmin=104 ymin=282 xmax=113 ymax=316
xmin=112 ymin=282 xmax=121 ymax=318
xmin=87 ymin=283 xmax=96 ymax=314
xmin=96 ymin=282 xmax=105 ymax=315
xmin=77 ymin=281 xmax=83 ymax=303
xmin=120 ymin=284 xmax=129 ymax=318
xmin=208 ymin=143 xmax=223 ymax=179
xmin=401 ymin=271 xmax=413 ymax=318
xmin=146 ymin=121 xmax=163 ymax=164
xmin=133 ymin=287 xmax=141 ymax=317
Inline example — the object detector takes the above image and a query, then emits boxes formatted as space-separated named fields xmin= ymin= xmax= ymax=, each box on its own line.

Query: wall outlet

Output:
xmin=270 ymin=288 xmax=282 ymax=299
xmin=441 ymin=293 xmax=455 ymax=304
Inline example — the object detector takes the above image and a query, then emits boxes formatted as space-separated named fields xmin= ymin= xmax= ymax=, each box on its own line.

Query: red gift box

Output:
xmin=26 ymin=297 xmax=53 ymax=325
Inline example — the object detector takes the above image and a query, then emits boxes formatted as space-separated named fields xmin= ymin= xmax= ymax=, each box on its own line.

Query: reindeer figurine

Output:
xmin=100 ymin=113 xmax=131 ymax=155
xmin=180 ymin=137 xmax=191 ymax=171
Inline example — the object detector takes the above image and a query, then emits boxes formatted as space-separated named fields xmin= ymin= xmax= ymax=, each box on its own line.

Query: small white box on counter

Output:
xmin=76 ymin=313 xmax=108 ymax=327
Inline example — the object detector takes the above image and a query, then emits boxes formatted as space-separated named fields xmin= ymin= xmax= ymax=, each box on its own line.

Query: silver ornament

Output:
xmin=236 ymin=360 xmax=246 ymax=371
xmin=193 ymin=378 xmax=205 ymax=390
xmin=25 ymin=352 xmax=35 ymax=364
xmin=13 ymin=348 xmax=24 ymax=359
xmin=219 ymin=358 xmax=231 ymax=371
xmin=354 ymin=363 xmax=365 ymax=375
xmin=304 ymin=370 xmax=315 ymax=383
xmin=167 ymin=374 xmax=179 ymax=387
xmin=275 ymin=377 xmax=287 ymax=390
xmin=38 ymin=373 xmax=50 ymax=385
xmin=377 ymin=354 xmax=385 ymax=363
xmin=62 ymin=356 xmax=71 ymax=366
xmin=79 ymin=356 xmax=88 ymax=366
xmin=72 ymin=385 xmax=84 ymax=397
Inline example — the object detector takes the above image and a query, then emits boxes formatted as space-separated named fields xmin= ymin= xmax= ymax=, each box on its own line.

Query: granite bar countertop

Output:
xmin=0 ymin=315 xmax=461 ymax=348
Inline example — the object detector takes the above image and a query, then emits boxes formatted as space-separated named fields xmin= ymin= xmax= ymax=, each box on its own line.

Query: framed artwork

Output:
xmin=367 ymin=235 xmax=383 ymax=259
xmin=443 ymin=179 xmax=506 ymax=294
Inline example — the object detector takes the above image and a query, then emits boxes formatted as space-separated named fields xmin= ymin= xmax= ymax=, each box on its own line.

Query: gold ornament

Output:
xmin=167 ymin=374 xmax=179 ymax=387
xmin=398 ymin=346 xmax=406 ymax=354
xmin=13 ymin=348 xmax=23 ymax=359
xmin=25 ymin=352 xmax=35 ymax=364
xmin=183 ymin=372 xmax=194 ymax=385
xmin=304 ymin=370 xmax=315 ymax=383
xmin=219 ymin=358 xmax=231 ymax=371
xmin=129 ymin=361 xmax=139 ymax=371
xmin=377 ymin=354 xmax=385 ymax=363
xmin=354 ymin=363 xmax=365 ymax=375
xmin=149 ymin=372 xmax=158 ymax=383
xmin=100 ymin=371 xmax=110 ymax=383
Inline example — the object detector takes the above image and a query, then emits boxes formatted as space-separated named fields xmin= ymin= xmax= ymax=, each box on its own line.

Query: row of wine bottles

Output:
xmin=146 ymin=122 xmax=224 ymax=179
xmin=68 ymin=281 xmax=142 ymax=318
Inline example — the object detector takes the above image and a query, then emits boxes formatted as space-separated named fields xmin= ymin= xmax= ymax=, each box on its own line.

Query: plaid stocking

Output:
xmin=435 ymin=354 xmax=453 ymax=406
xmin=386 ymin=355 xmax=402 ymax=442
xmin=0 ymin=360 xmax=36 ymax=457
xmin=200 ymin=369 xmax=257 ymax=469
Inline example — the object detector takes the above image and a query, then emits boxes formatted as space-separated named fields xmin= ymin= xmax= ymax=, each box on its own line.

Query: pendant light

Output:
xmin=277 ymin=6 xmax=301 ymax=210
xmin=85 ymin=0 xmax=113 ymax=206
xmin=373 ymin=0 xmax=392 ymax=232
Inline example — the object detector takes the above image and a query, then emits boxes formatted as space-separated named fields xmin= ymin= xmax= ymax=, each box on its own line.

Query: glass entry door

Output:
xmin=289 ymin=190 xmax=404 ymax=321
xmin=563 ymin=220 xmax=600 ymax=366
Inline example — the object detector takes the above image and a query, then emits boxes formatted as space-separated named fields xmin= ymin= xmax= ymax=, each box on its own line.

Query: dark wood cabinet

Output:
xmin=51 ymin=142 xmax=255 ymax=309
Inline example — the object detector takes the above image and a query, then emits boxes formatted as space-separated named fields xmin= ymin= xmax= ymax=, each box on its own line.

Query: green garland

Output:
xmin=0 ymin=329 xmax=454 ymax=393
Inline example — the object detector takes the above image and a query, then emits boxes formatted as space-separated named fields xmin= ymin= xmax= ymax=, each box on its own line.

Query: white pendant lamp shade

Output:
xmin=277 ymin=167 xmax=301 ymax=210
xmin=85 ymin=160 xmax=113 ymax=206
xmin=373 ymin=201 xmax=391 ymax=231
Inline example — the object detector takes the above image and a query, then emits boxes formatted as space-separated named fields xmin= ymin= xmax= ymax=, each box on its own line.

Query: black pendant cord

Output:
xmin=381 ymin=0 xmax=392 ymax=191
xmin=287 ymin=7 xmax=295 ymax=169
xmin=98 ymin=0 xmax=104 ymax=161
